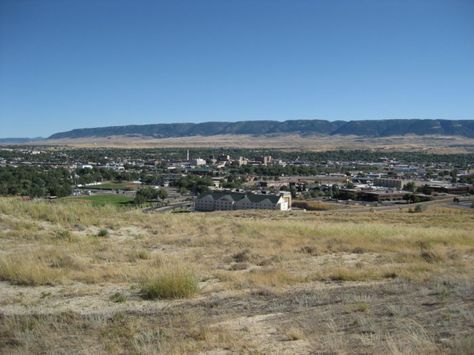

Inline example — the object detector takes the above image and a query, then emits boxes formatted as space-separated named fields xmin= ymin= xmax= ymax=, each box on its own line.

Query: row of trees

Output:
xmin=232 ymin=165 xmax=320 ymax=177
xmin=75 ymin=167 xmax=140 ymax=185
xmin=174 ymin=175 xmax=213 ymax=194
xmin=0 ymin=166 xmax=72 ymax=197
xmin=0 ymin=165 xmax=215 ymax=199
xmin=134 ymin=187 xmax=168 ymax=205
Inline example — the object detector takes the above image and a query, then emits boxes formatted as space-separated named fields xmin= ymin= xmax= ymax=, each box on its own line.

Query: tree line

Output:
xmin=0 ymin=166 xmax=72 ymax=197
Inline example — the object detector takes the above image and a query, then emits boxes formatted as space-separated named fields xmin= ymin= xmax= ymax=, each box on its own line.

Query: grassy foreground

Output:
xmin=0 ymin=197 xmax=473 ymax=354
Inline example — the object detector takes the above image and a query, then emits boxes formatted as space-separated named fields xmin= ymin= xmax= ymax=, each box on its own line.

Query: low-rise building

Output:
xmin=191 ymin=158 xmax=207 ymax=166
xmin=339 ymin=188 xmax=407 ymax=201
xmin=195 ymin=191 xmax=291 ymax=211
xmin=373 ymin=178 xmax=403 ymax=189
xmin=424 ymin=183 xmax=472 ymax=195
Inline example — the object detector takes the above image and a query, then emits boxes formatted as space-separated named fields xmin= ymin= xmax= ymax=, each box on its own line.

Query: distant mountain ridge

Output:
xmin=0 ymin=137 xmax=44 ymax=144
xmin=48 ymin=119 xmax=474 ymax=139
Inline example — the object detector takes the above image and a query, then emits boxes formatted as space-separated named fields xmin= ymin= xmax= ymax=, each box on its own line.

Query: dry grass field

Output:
xmin=0 ymin=197 xmax=473 ymax=354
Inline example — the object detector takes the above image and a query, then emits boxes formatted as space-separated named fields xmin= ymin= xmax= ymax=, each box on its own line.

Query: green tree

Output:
xmin=134 ymin=187 xmax=159 ymax=204
xmin=157 ymin=188 xmax=168 ymax=201
xmin=450 ymin=169 xmax=458 ymax=183
xmin=403 ymin=182 xmax=416 ymax=192
xmin=134 ymin=193 xmax=147 ymax=205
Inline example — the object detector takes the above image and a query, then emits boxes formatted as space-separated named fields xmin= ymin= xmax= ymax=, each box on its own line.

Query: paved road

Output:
xmin=320 ymin=196 xmax=472 ymax=214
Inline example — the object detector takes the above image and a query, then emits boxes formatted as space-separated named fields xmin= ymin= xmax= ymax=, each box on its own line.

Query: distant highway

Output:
xmin=324 ymin=196 xmax=472 ymax=214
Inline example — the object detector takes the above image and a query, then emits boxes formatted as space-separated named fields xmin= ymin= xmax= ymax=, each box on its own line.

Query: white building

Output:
xmin=191 ymin=158 xmax=206 ymax=166
xmin=195 ymin=191 xmax=291 ymax=211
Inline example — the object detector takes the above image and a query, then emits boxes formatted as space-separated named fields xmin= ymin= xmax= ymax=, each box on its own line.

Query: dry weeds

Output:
xmin=0 ymin=197 xmax=473 ymax=354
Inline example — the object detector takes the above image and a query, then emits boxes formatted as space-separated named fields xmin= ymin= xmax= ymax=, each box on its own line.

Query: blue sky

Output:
xmin=0 ymin=0 xmax=473 ymax=137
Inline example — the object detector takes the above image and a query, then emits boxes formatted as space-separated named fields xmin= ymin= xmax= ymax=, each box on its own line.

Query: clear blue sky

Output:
xmin=1 ymin=0 xmax=473 ymax=137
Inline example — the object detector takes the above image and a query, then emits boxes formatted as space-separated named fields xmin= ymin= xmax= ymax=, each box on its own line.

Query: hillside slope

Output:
xmin=48 ymin=119 xmax=474 ymax=139
xmin=0 ymin=198 xmax=473 ymax=353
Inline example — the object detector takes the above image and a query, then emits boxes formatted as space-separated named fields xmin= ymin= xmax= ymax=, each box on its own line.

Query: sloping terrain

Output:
xmin=48 ymin=119 xmax=474 ymax=140
xmin=0 ymin=199 xmax=473 ymax=354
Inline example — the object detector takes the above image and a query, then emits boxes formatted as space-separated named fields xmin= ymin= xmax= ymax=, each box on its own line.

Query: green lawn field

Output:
xmin=62 ymin=194 xmax=134 ymax=206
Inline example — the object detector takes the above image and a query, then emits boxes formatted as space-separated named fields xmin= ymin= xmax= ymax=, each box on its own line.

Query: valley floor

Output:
xmin=43 ymin=134 xmax=474 ymax=153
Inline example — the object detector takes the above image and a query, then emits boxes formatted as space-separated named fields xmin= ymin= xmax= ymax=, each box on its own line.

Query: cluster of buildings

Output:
xmin=340 ymin=177 xmax=472 ymax=202
xmin=165 ymin=151 xmax=276 ymax=171
xmin=1 ymin=147 xmax=473 ymax=209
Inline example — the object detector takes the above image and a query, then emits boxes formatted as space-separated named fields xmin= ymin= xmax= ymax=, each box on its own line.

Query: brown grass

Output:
xmin=292 ymin=199 xmax=339 ymax=211
xmin=0 ymin=197 xmax=472 ymax=353
xmin=140 ymin=263 xmax=199 ymax=299
xmin=0 ymin=253 xmax=66 ymax=286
